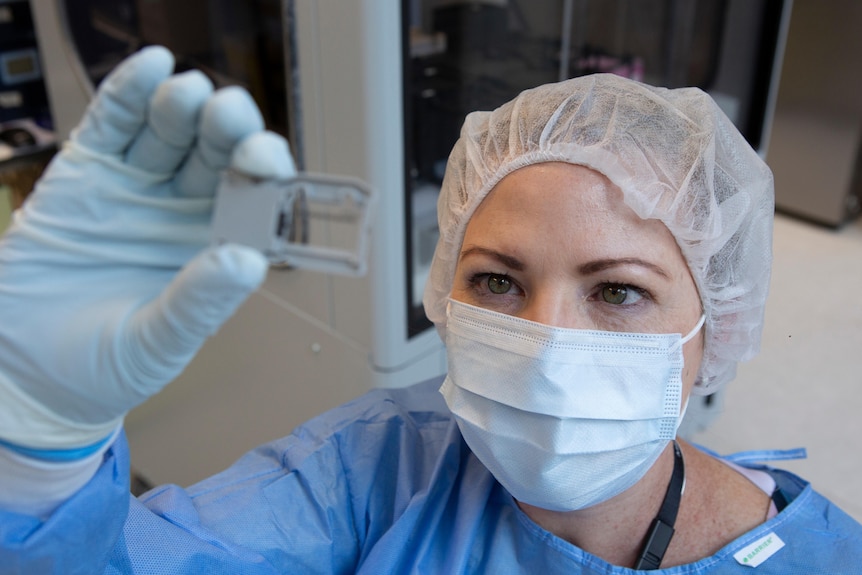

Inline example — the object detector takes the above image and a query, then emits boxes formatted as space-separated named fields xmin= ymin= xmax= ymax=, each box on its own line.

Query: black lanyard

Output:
xmin=634 ymin=441 xmax=685 ymax=570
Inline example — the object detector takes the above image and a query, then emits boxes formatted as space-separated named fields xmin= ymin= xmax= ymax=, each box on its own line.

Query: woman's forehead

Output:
xmin=469 ymin=163 xmax=679 ymax=253
xmin=460 ymin=161 xmax=701 ymax=307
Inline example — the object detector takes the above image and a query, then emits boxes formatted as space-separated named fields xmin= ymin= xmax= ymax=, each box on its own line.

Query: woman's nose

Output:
xmin=519 ymin=292 xmax=584 ymax=329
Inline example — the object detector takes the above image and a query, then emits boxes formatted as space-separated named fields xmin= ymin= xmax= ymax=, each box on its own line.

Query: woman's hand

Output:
xmin=0 ymin=46 xmax=295 ymax=454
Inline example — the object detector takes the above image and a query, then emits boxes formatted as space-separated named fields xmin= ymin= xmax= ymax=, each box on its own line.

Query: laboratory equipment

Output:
xmin=212 ymin=170 xmax=375 ymax=276
xmin=0 ymin=0 xmax=56 ymax=163
xmin=29 ymin=0 xmax=791 ymax=485
xmin=0 ymin=0 xmax=50 ymax=124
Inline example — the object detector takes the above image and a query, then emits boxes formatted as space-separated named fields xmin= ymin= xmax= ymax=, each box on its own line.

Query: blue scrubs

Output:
xmin=2 ymin=377 xmax=861 ymax=574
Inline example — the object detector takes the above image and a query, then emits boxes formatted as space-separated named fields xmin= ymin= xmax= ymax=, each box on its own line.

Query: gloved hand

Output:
xmin=0 ymin=46 xmax=295 ymax=457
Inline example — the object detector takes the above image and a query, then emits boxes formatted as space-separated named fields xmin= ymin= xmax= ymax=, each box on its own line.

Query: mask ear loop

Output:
xmin=669 ymin=314 xmax=706 ymax=354
xmin=670 ymin=314 xmax=705 ymax=418
xmin=681 ymin=314 xmax=706 ymax=345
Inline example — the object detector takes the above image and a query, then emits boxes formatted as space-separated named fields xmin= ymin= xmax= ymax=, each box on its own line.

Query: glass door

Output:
xmin=60 ymin=0 xmax=295 ymax=147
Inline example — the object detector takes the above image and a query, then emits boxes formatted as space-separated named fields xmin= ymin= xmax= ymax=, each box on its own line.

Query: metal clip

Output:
xmin=211 ymin=170 xmax=374 ymax=276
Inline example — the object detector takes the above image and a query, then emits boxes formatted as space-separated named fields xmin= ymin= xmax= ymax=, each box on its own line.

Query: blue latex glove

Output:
xmin=0 ymin=46 xmax=295 ymax=456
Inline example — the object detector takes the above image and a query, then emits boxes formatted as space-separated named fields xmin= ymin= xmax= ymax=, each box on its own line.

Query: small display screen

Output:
xmin=5 ymin=55 xmax=36 ymax=77
xmin=0 ymin=49 xmax=41 ymax=85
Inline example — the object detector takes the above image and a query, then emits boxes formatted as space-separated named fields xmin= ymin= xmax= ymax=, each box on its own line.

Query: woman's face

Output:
xmin=451 ymin=162 xmax=704 ymax=396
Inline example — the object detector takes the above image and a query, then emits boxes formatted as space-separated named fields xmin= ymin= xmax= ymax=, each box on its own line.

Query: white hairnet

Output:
xmin=423 ymin=73 xmax=774 ymax=394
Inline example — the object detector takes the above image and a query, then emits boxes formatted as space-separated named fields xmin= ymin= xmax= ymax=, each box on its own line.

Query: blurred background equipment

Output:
xmin=765 ymin=0 xmax=862 ymax=227
xmin=28 ymin=0 xmax=791 ymax=486
xmin=0 ymin=0 xmax=56 ymax=170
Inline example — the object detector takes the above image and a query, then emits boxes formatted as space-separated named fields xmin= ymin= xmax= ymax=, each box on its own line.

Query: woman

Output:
xmin=1 ymin=47 xmax=860 ymax=573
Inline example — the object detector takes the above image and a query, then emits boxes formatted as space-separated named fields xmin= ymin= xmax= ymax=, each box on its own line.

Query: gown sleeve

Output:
xmin=0 ymin=378 xmax=454 ymax=575
xmin=0 ymin=435 xmax=130 ymax=575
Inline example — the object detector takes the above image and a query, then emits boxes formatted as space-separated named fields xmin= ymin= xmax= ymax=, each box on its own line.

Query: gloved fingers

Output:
xmin=230 ymin=131 xmax=297 ymax=180
xmin=174 ymin=86 xmax=265 ymax=198
xmin=72 ymin=46 xmax=175 ymax=155
xmin=123 ymin=244 xmax=268 ymax=397
xmin=125 ymin=70 xmax=214 ymax=174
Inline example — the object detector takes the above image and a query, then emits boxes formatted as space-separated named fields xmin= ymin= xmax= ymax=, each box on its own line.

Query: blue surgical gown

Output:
xmin=2 ymin=377 xmax=861 ymax=574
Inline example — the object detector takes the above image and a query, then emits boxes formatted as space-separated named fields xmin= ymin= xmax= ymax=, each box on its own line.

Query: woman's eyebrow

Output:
xmin=578 ymin=258 xmax=671 ymax=279
xmin=459 ymin=246 xmax=525 ymax=271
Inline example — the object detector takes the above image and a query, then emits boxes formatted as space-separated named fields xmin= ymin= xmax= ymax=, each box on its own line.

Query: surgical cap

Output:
xmin=423 ymin=73 xmax=774 ymax=394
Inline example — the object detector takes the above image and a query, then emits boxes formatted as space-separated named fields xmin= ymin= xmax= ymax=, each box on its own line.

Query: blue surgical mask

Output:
xmin=441 ymin=299 xmax=705 ymax=511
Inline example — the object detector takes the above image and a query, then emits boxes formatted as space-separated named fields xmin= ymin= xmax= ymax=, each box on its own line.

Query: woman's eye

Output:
xmin=600 ymin=284 xmax=643 ymax=305
xmin=463 ymin=272 xmax=522 ymax=303
xmin=487 ymin=274 xmax=513 ymax=295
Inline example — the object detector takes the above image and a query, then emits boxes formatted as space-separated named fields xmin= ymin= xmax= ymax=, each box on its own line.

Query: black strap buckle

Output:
xmin=634 ymin=441 xmax=685 ymax=570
